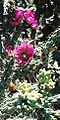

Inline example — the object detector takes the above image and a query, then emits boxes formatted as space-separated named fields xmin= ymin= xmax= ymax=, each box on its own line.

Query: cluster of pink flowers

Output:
xmin=9 ymin=8 xmax=38 ymax=29
xmin=4 ymin=42 xmax=34 ymax=65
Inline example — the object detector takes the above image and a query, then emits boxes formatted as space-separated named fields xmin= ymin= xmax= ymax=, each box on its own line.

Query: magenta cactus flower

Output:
xmin=24 ymin=10 xmax=38 ymax=29
xmin=4 ymin=44 xmax=14 ymax=57
xmin=9 ymin=8 xmax=24 ymax=26
xmin=14 ymin=42 xmax=34 ymax=65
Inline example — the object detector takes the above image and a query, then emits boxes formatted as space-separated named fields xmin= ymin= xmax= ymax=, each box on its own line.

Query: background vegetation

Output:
xmin=0 ymin=0 xmax=60 ymax=120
